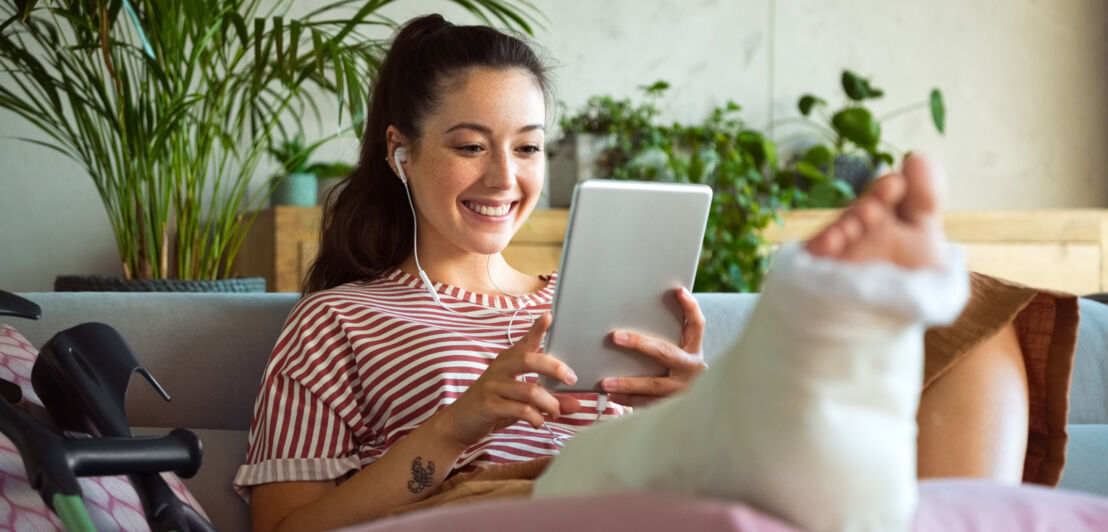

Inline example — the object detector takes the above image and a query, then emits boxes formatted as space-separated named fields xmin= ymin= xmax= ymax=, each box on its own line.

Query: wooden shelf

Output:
xmin=502 ymin=208 xmax=569 ymax=276
xmin=231 ymin=207 xmax=570 ymax=292
xmin=232 ymin=206 xmax=322 ymax=293
xmin=764 ymin=209 xmax=1108 ymax=295
xmin=233 ymin=206 xmax=1108 ymax=295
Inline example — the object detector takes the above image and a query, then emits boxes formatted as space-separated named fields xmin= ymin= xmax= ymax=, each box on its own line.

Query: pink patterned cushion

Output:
xmin=0 ymin=324 xmax=207 ymax=531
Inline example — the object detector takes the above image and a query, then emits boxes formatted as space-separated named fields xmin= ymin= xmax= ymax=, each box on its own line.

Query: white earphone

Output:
xmin=393 ymin=147 xmax=409 ymax=184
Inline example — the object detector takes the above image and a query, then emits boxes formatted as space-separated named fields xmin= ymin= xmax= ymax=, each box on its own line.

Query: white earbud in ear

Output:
xmin=393 ymin=147 xmax=409 ymax=184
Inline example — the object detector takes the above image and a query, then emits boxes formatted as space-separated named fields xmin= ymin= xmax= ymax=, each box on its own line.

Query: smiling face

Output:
xmin=390 ymin=67 xmax=546 ymax=264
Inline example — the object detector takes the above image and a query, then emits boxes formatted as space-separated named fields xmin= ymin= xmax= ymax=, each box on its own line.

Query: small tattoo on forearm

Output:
xmin=407 ymin=456 xmax=435 ymax=493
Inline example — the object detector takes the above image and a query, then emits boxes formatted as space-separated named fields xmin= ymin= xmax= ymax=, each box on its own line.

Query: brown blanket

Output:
xmin=386 ymin=457 xmax=551 ymax=517
xmin=924 ymin=272 xmax=1078 ymax=485
xmin=388 ymin=272 xmax=1079 ymax=517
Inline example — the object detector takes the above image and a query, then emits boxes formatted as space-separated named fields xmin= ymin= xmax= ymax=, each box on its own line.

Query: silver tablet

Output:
xmin=539 ymin=180 xmax=712 ymax=393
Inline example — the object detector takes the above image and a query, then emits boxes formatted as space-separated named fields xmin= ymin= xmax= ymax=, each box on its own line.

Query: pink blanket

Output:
xmin=343 ymin=479 xmax=1108 ymax=531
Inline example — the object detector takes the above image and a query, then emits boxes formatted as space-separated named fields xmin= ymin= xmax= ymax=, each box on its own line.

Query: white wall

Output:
xmin=3 ymin=0 xmax=1107 ymax=290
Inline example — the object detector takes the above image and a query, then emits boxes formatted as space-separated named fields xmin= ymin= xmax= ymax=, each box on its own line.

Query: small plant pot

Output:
xmin=833 ymin=154 xmax=878 ymax=196
xmin=270 ymin=172 xmax=317 ymax=207
xmin=546 ymin=133 xmax=616 ymax=207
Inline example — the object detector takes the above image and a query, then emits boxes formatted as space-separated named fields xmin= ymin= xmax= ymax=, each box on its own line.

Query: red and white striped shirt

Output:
xmin=234 ymin=268 xmax=627 ymax=493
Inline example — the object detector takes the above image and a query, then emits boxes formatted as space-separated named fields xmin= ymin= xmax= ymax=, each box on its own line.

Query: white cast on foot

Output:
xmin=534 ymin=242 xmax=969 ymax=532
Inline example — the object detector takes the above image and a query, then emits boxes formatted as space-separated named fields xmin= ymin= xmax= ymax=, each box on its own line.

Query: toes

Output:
xmin=851 ymin=196 xmax=888 ymax=233
xmin=837 ymin=210 xmax=865 ymax=243
xmin=867 ymin=173 xmax=908 ymax=207
xmin=807 ymin=199 xmax=883 ymax=259
xmin=898 ymin=154 xmax=945 ymax=223
xmin=806 ymin=224 xmax=846 ymax=258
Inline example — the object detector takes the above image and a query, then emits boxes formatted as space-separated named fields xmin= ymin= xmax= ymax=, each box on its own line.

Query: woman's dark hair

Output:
xmin=302 ymin=14 xmax=551 ymax=294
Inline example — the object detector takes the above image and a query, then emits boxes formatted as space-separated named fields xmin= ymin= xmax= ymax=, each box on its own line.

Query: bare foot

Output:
xmin=805 ymin=154 xmax=947 ymax=270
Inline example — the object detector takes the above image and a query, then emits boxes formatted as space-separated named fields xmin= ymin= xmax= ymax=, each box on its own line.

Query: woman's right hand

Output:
xmin=436 ymin=312 xmax=581 ymax=449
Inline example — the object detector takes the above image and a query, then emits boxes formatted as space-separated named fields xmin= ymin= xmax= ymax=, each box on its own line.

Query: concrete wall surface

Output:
xmin=2 ymin=0 xmax=1105 ymax=290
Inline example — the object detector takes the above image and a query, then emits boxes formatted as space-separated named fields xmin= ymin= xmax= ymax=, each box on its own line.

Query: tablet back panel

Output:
xmin=540 ymin=180 xmax=712 ymax=392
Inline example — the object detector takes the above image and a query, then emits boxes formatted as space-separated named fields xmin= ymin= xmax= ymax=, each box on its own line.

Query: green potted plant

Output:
xmin=0 ymin=0 xmax=539 ymax=290
xmin=266 ymin=132 xmax=356 ymax=206
xmin=267 ymin=133 xmax=326 ymax=207
xmin=556 ymin=81 xmax=799 ymax=292
xmin=777 ymin=69 xmax=946 ymax=207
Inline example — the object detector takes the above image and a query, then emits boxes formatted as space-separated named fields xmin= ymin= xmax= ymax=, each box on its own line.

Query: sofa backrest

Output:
xmin=14 ymin=292 xmax=300 ymax=431
xmin=12 ymin=291 xmax=1108 ymax=428
xmin=1073 ymin=298 xmax=1108 ymax=424
xmin=11 ymin=292 xmax=762 ymax=431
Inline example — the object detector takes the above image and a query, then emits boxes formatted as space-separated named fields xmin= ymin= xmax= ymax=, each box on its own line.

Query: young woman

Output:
xmin=236 ymin=14 xmax=1077 ymax=532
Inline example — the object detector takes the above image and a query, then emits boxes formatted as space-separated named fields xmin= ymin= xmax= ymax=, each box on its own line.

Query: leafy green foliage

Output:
xmin=268 ymin=132 xmax=353 ymax=180
xmin=779 ymin=69 xmax=945 ymax=209
xmin=269 ymin=133 xmax=324 ymax=176
xmin=798 ymin=94 xmax=826 ymax=116
xmin=831 ymin=107 xmax=881 ymax=150
xmin=930 ymin=88 xmax=946 ymax=134
xmin=558 ymin=84 xmax=801 ymax=292
xmin=559 ymin=72 xmax=947 ymax=291
xmin=0 ymin=0 xmax=539 ymax=280
xmin=841 ymin=70 xmax=884 ymax=100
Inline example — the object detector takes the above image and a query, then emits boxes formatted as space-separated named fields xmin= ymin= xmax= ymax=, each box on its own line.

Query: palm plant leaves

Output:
xmin=0 ymin=0 xmax=540 ymax=280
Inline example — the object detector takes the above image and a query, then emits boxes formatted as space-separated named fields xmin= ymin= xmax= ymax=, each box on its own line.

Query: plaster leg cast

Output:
xmin=535 ymin=241 xmax=969 ymax=532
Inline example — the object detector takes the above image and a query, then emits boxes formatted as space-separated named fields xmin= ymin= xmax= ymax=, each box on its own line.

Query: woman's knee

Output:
xmin=916 ymin=322 xmax=1029 ymax=483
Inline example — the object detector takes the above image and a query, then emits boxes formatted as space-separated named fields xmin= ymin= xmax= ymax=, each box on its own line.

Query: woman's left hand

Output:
xmin=600 ymin=287 xmax=707 ymax=407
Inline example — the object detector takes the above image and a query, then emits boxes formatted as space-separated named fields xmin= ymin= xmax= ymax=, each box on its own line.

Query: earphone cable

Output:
xmin=396 ymin=154 xmax=572 ymax=447
xmin=487 ymin=254 xmax=524 ymax=298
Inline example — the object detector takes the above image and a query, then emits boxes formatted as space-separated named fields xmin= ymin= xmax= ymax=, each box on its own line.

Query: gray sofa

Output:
xmin=9 ymin=292 xmax=1108 ymax=531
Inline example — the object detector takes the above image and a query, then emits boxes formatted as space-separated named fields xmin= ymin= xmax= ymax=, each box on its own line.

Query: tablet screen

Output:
xmin=539 ymin=180 xmax=712 ymax=392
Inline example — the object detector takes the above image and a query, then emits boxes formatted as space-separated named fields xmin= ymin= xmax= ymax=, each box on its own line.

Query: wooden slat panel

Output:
xmin=513 ymin=208 xmax=569 ymax=243
xmin=764 ymin=209 xmax=1108 ymax=244
xmin=272 ymin=206 xmax=322 ymax=292
xmin=944 ymin=210 xmax=1108 ymax=242
xmin=505 ymin=208 xmax=569 ymax=275
xmin=236 ymin=205 xmax=1108 ymax=295
xmin=762 ymin=210 xmax=838 ymax=242
xmin=962 ymin=243 xmax=1101 ymax=295
xmin=503 ymin=243 xmax=563 ymax=276
xmin=231 ymin=208 xmax=276 ymax=289
xmin=765 ymin=209 xmax=1108 ymax=294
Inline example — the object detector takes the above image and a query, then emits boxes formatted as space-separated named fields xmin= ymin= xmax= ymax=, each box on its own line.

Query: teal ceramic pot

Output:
xmin=271 ymin=172 xmax=317 ymax=206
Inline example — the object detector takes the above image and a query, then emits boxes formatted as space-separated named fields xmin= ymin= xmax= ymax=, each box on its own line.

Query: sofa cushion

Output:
xmin=694 ymin=293 xmax=757 ymax=363
xmin=1072 ymin=299 xmax=1108 ymax=424
xmin=1059 ymin=424 xmax=1108 ymax=498
xmin=0 ymin=324 xmax=208 ymax=530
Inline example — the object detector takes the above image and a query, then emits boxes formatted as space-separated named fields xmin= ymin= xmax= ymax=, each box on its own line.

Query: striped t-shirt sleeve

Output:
xmin=234 ymin=295 xmax=368 ymax=493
